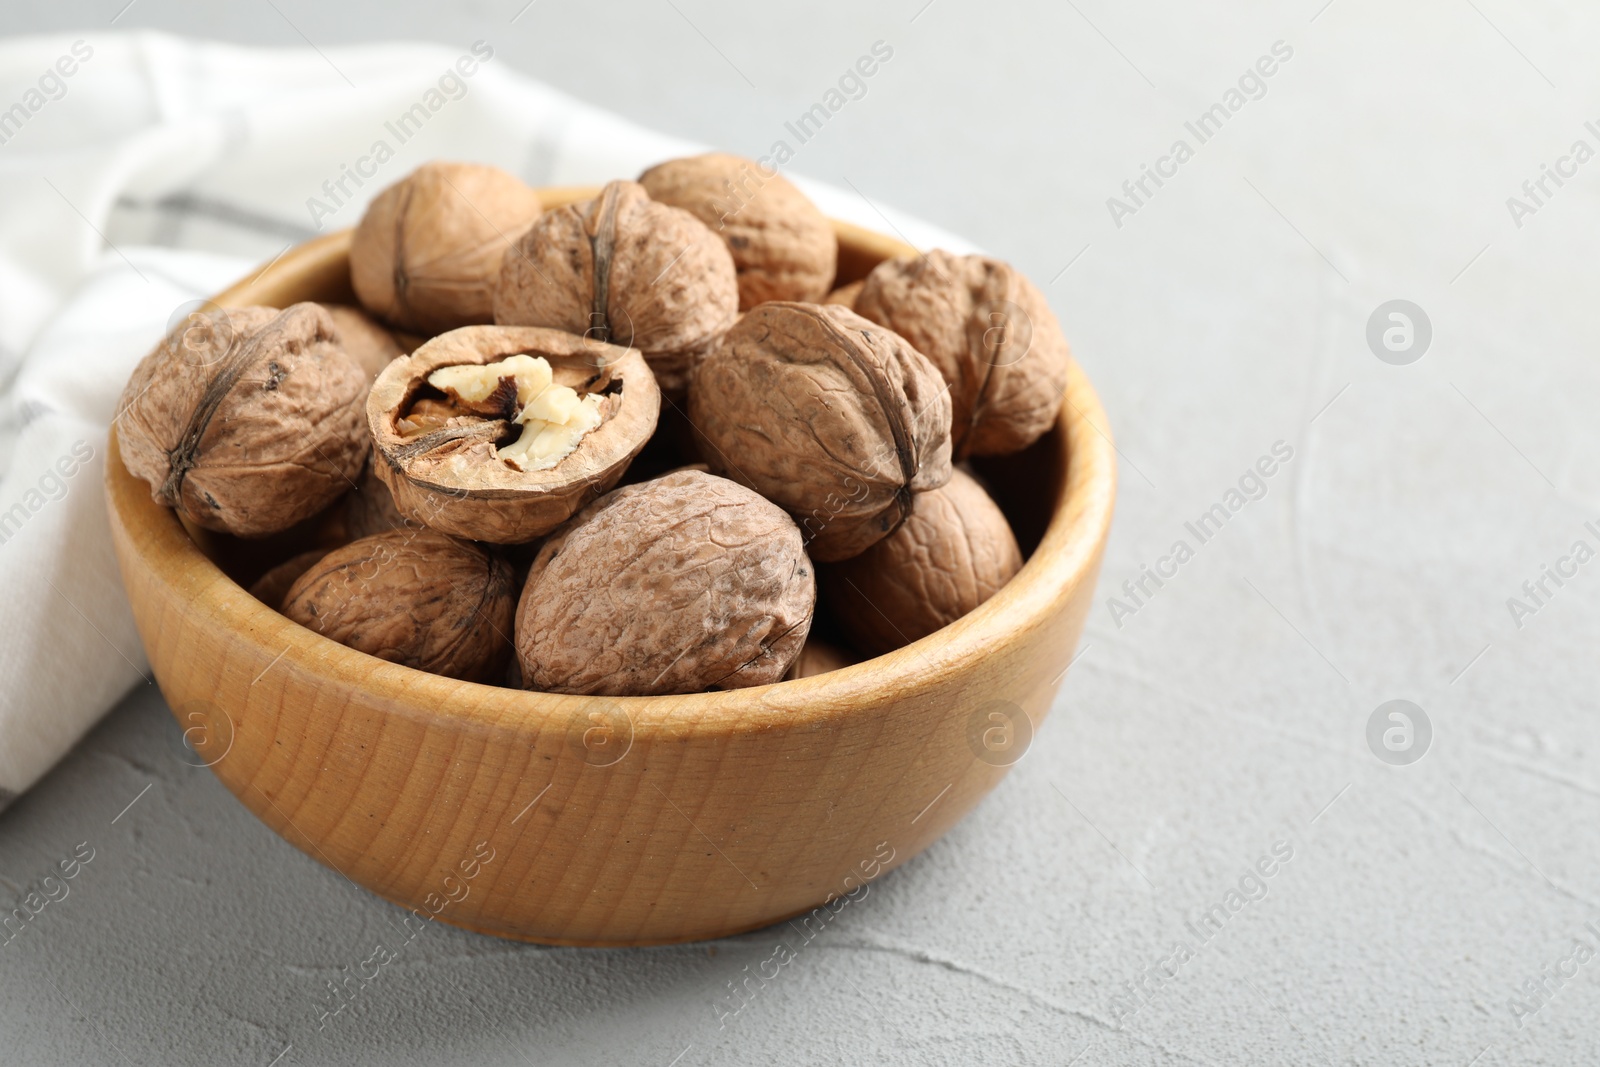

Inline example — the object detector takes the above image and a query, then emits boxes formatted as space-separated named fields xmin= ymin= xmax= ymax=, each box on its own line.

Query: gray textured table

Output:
xmin=6 ymin=2 xmax=1600 ymax=1064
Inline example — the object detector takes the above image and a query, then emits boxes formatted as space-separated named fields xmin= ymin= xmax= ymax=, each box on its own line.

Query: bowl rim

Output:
xmin=107 ymin=194 xmax=1117 ymax=737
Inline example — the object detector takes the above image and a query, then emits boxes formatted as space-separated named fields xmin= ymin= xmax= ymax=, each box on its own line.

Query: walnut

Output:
xmin=367 ymin=325 xmax=659 ymax=544
xmin=854 ymin=250 xmax=1070 ymax=458
xmin=821 ymin=468 xmax=1020 ymax=655
xmin=689 ymin=302 xmax=953 ymax=562
xmin=283 ymin=529 xmax=515 ymax=682
xmin=324 ymin=305 xmax=405 ymax=383
xmin=515 ymin=469 xmax=814 ymax=695
xmin=824 ymin=279 xmax=864 ymax=308
xmin=782 ymin=637 xmax=856 ymax=680
xmin=351 ymin=161 xmax=542 ymax=335
xmin=248 ymin=549 xmax=328 ymax=610
xmin=492 ymin=180 xmax=737 ymax=397
xmin=638 ymin=153 xmax=836 ymax=309
xmin=116 ymin=303 xmax=369 ymax=538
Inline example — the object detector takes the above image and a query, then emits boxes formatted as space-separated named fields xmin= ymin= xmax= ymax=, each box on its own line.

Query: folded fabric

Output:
xmin=0 ymin=31 xmax=972 ymax=810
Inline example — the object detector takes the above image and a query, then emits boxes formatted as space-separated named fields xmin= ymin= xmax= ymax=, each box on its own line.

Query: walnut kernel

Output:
xmin=368 ymin=325 xmax=659 ymax=543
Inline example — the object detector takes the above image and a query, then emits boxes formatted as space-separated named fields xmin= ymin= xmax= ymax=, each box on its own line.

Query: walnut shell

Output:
xmin=515 ymin=469 xmax=814 ymax=695
xmin=782 ymin=637 xmax=857 ymax=680
xmin=116 ymin=303 xmax=369 ymax=538
xmin=367 ymin=325 xmax=659 ymax=544
xmin=854 ymin=250 xmax=1071 ymax=458
xmin=820 ymin=468 xmax=1021 ymax=656
xmin=282 ymin=529 xmax=515 ymax=682
xmin=638 ymin=153 xmax=836 ymax=309
xmin=689 ymin=302 xmax=953 ymax=562
xmin=351 ymin=161 xmax=542 ymax=335
xmin=324 ymin=305 xmax=405 ymax=383
xmin=492 ymin=180 xmax=737 ymax=397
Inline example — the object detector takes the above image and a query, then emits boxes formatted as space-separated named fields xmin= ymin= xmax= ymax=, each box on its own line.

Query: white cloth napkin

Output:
xmin=0 ymin=31 xmax=972 ymax=810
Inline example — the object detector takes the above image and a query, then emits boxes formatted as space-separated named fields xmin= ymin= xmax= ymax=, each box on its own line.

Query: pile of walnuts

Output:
xmin=116 ymin=155 xmax=1071 ymax=696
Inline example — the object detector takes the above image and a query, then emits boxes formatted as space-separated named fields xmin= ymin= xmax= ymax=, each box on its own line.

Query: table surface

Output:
xmin=6 ymin=2 xmax=1600 ymax=1064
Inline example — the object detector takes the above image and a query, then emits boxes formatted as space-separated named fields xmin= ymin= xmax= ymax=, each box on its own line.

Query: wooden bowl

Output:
xmin=104 ymin=189 xmax=1116 ymax=946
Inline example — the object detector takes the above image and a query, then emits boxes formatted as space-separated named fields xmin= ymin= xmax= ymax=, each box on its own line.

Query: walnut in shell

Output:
xmin=854 ymin=250 xmax=1070 ymax=458
xmin=689 ymin=302 xmax=953 ymax=562
xmin=283 ymin=529 xmax=515 ymax=682
xmin=368 ymin=325 xmax=659 ymax=544
xmin=638 ymin=153 xmax=836 ymax=309
xmin=492 ymin=180 xmax=737 ymax=396
xmin=821 ymin=469 xmax=1021 ymax=656
xmin=116 ymin=303 xmax=369 ymax=538
xmin=351 ymin=161 xmax=542 ymax=335
xmin=515 ymin=469 xmax=814 ymax=695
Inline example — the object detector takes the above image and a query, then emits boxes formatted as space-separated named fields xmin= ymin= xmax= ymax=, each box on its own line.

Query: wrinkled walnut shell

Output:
xmin=492 ymin=180 xmax=737 ymax=397
xmin=351 ymin=161 xmax=542 ymax=335
xmin=515 ymin=469 xmax=814 ymax=695
xmin=325 ymin=305 xmax=406 ymax=383
xmin=368 ymin=325 xmax=659 ymax=544
xmin=689 ymin=302 xmax=953 ymax=562
xmin=283 ymin=529 xmax=515 ymax=682
xmin=639 ymin=153 xmax=836 ymax=309
xmin=821 ymin=468 xmax=1021 ymax=655
xmin=116 ymin=303 xmax=369 ymax=538
xmin=855 ymin=250 xmax=1070 ymax=458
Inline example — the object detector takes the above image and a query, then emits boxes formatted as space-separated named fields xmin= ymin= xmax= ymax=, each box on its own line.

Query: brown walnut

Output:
xmin=855 ymin=249 xmax=1071 ymax=458
xmin=367 ymin=325 xmax=659 ymax=544
xmin=492 ymin=180 xmax=737 ymax=396
xmin=116 ymin=303 xmax=369 ymax=538
xmin=689 ymin=302 xmax=953 ymax=562
xmin=638 ymin=153 xmax=836 ymax=309
xmin=351 ymin=161 xmax=542 ymax=335
xmin=821 ymin=468 xmax=1021 ymax=656
xmin=282 ymin=529 xmax=515 ymax=683
xmin=515 ymin=469 xmax=814 ymax=695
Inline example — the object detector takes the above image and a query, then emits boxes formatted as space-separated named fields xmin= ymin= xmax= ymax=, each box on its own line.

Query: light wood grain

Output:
xmin=104 ymin=191 xmax=1117 ymax=945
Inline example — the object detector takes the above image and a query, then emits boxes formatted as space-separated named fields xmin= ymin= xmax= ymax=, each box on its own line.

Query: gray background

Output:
xmin=5 ymin=0 xmax=1600 ymax=1064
